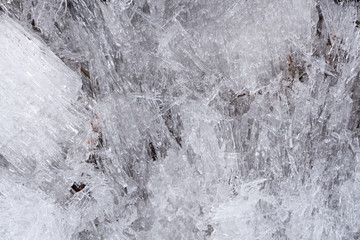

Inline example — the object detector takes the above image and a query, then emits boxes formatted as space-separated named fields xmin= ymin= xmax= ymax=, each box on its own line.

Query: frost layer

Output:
xmin=1 ymin=0 xmax=360 ymax=239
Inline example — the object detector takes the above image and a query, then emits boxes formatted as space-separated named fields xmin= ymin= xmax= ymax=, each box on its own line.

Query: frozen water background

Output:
xmin=0 ymin=0 xmax=360 ymax=239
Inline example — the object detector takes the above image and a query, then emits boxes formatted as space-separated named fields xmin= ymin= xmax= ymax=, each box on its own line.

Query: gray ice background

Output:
xmin=0 ymin=0 xmax=360 ymax=239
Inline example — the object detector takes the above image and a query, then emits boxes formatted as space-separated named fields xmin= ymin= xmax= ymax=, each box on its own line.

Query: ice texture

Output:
xmin=0 ymin=0 xmax=360 ymax=239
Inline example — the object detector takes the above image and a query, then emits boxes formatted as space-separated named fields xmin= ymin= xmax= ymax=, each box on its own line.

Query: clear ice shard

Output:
xmin=0 ymin=0 xmax=360 ymax=239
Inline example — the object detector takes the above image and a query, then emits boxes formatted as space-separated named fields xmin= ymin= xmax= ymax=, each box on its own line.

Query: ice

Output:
xmin=1 ymin=0 xmax=360 ymax=239
xmin=0 ymin=14 xmax=87 ymax=239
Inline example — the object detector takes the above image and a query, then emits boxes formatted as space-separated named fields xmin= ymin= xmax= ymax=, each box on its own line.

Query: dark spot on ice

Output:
xmin=94 ymin=218 xmax=100 ymax=227
xmin=204 ymin=224 xmax=214 ymax=236
xmin=142 ymin=1 xmax=150 ymax=14
xmin=86 ymin=154 xmax=104 ymax=171
xmin=356 ymin=20 xmax=360 ymax=28
xmin=316 ymin=5 xmax=324 ymax=38
xmin=237 ymin=93 xmax=247 ymax=98
xmin=71 ymin=182 xmax=86 ymax=192
xmin=31 ymin=19 xmax=41 ymax=33
xmin=81 ymin=67 xmax=91 ymax=79
xmin=162 ymin=109 xmax=183 ymax=147
xmin=0 ymin=153 xmax=9 ymax=168
xmin=148 ymin=142 xmax=157 ymax=161
xmin=54 ymin=21 xmax=62 ymax=33
xmin=66 ymin=0 xmax=73 ymax=10
xmin=175 ymin=136 xmax=182 ymax=147
xmin=97 ymin=132 xmax=103 ymax=147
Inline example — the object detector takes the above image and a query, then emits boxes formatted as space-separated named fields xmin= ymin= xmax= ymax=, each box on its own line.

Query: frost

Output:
xmin=0 ymin=0 xmax=360 ymax=239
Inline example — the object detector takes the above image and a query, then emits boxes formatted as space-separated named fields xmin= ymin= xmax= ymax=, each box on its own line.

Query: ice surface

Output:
xmin=0 ymin=14 xmax=89 ymax=239
xmin=0 ymin=0 xmax=360 ymax=239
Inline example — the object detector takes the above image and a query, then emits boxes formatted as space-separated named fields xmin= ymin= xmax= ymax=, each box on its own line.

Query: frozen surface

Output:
xmin=0 ymin=15 xmax=88 ymax=239
xmin=0 ymin=0 xmax=360 ymax=239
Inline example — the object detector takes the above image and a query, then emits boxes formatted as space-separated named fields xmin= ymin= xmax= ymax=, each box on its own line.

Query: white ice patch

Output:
xmin=0 ymin=15 xmax=86 ymax=239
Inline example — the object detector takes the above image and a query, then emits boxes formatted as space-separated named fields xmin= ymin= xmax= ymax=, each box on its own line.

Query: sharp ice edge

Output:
xmin=0 ymin=0 xmax=360 ymax=239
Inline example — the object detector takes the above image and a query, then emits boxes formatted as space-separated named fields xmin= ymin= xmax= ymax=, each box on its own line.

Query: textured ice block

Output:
xmin=0 ymin=14 xmax=85 ymax=173
xmin=0 ymin=14 xmax=87 ymax=239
